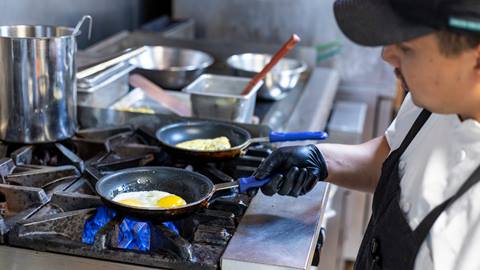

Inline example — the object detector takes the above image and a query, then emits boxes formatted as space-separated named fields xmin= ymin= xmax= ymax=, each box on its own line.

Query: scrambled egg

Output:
xmin=117 ymin=107 xmax=155 ymax=114
xmin=176 ymin=136 xmax=231 ymax=151
xmin=113 ymin=190 xmax=187 ymax=209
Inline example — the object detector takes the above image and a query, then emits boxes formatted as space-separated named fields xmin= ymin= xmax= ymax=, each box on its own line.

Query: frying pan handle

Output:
xmin=268 ymin=131 xmax=328 ymax=142
xmin=238 ymin=176 xmax=271 ymax=193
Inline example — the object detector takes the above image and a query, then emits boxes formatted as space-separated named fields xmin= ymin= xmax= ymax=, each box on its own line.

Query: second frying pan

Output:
xmin=155 ymin=121 xmax=328 ymax=160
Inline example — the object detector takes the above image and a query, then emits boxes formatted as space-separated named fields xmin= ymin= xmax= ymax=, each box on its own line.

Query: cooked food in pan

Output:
xmin=116 ymin=106 xmax=156 ymax=114
xmin=175 ymin=136 xmax=231 ymax=151
xmin=112 ymin=190 xmax=187 ymax=209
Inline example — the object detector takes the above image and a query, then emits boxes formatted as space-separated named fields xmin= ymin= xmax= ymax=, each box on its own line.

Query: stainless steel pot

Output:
xmin=0 ymin=24 xmax=83 ymax=143
xmin=0 ymin=17 xmax=140 ymax=144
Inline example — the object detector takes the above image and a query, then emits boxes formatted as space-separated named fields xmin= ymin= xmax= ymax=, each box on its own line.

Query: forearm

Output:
xmin=317 ymin=136 xmax=390 ymax=193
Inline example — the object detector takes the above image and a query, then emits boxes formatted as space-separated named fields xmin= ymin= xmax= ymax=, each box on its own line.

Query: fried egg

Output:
xmin=176 ymin=136 xmax=231 ymax=151
xmin=112 ymin=190 xmax=187 ymax=209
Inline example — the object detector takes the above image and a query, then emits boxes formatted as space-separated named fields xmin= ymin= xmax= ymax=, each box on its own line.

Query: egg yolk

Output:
xmin=117 ymin=198 xmax=143 ymax=207
xmin=156 ymin=195 xmax=187 ymax=208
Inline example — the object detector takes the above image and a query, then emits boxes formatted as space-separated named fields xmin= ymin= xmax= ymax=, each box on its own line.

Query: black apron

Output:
xmin=355 ymin=109 xmax=480 ymax=270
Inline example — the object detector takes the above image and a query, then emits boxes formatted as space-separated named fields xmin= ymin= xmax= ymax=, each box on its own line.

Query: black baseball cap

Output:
xmin=334 ymin=0 xmax=480 ymax=46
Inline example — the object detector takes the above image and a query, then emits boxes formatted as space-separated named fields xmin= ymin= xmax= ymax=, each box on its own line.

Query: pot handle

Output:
xmin=73 ymin=15 xmax=93 ymax=39
xmin=268 ymin=131 xmax=328 ymax=142
xmin=238 ymin=176 xmax=271 ymax=193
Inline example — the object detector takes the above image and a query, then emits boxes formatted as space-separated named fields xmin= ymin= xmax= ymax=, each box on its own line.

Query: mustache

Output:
xmin=394 ymin=68 xmax=410 ymax=92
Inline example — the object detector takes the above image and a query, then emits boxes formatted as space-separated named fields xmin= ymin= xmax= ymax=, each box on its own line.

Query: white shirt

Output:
xmin=385 ymin=93 xmax=480 ymax=270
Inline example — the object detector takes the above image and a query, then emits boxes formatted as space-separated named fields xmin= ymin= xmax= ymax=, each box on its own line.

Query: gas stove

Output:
xmin=0 ymin=40 xmax=337 ymax=267
xmin=0 ymin=124 xmax=272 ymax=270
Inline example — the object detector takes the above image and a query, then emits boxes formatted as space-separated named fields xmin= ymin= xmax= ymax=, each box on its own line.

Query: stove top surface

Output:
xmin=0 ymin=123 xmax=272 ymax=270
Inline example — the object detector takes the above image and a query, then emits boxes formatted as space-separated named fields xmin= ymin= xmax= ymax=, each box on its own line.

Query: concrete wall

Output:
xmin=0 ymin=0 xmax=143 ymax=48
xmin=173 ymin=0 xmax=331 ymax=46
xmin=173 ymin=0 xmax=396 ymax=92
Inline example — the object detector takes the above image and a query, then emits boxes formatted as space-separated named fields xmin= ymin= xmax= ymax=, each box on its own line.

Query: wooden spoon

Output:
xmin=241 ymin=34 xmax=301 ymax=96
xmin=129 ymin=74 xmax=191 ymax=117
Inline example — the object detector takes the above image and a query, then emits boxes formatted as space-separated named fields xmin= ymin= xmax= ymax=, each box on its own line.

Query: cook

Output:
xmin=253 ymin=0 xmax=480 ymax=269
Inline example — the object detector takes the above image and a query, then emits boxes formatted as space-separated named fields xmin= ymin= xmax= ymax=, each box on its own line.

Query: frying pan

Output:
xmin=155 ymin=121 xmax=328 ymax=160
xmin=95 ymin=166 xmax=269 ymax=221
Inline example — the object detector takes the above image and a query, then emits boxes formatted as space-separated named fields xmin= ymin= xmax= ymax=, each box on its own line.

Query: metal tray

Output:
xmin=110 ymin=88 xmax=191 ymax=115
xmin=77 ymin=62 xmax=136 ymax=108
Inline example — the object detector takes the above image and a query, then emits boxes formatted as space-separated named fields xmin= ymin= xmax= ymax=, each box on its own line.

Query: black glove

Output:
xmin=253 ymin=144 xmax=328 ymax=197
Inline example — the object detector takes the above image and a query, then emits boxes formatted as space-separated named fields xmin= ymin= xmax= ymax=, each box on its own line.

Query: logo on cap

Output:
xmin=449 ymin=17 xmax=480 ymax=32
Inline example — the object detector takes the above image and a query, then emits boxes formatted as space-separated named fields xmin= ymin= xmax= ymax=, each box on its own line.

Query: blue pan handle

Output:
xmin=238 ymin=176 xmax=271 ymax=193
xmin=269 ymin=131 xmax=328 ymax=143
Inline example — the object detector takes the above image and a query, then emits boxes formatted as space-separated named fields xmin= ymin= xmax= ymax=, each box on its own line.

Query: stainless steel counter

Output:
xmin=222 ymin=185 xmax=330 ymax=270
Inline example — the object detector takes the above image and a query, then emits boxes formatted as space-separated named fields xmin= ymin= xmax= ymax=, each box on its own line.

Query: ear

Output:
xmin=475 ymin=45 xmax=480 ymax=70
xmin=472 ymin=46 xmax=480 ymax=87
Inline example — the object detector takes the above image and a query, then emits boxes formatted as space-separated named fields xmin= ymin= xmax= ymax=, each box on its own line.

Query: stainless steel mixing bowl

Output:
xmin=226 ymin=53 xmax=307 ymax=100
xmin=129 ymin=46 xmax=214 ymax=90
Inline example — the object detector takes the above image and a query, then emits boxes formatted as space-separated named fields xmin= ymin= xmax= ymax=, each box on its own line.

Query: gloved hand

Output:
xmin=253 ymin=144 xmax=328 ymax=197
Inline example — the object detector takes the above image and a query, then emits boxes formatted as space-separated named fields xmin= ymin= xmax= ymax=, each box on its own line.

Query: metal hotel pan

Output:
xmin=155 ymin=121 xmax=328 ymax=160
xmin=95 ymin=166 xmax=269 ymax=220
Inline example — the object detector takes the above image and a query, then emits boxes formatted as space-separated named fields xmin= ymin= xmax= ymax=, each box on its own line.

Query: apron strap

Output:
xmin=413 ymin=164 xmax=480 ymax=245
xmin=371 ymin=109 xmax=432 ymax=212
xmin=394 ymin=109 xmax=432 ymax=156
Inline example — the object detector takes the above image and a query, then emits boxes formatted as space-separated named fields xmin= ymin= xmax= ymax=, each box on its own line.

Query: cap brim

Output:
xmin=334 ymin=0 xmax=435 ymax=46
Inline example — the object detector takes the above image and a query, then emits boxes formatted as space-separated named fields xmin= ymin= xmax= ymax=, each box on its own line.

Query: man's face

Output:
xmin=382 ymin=33 xmax=480 ymax=116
